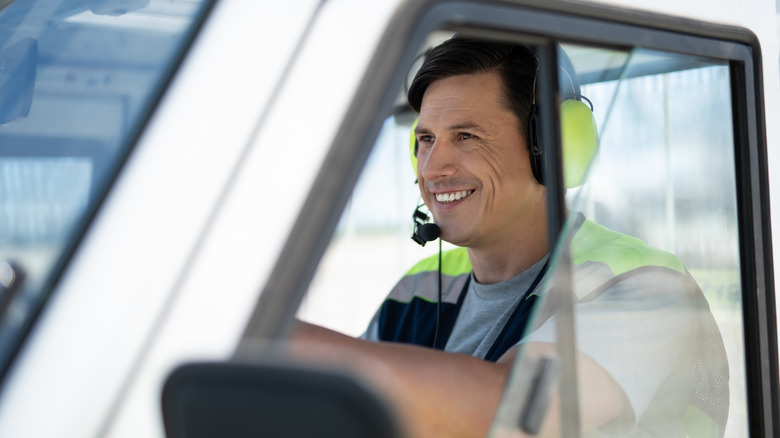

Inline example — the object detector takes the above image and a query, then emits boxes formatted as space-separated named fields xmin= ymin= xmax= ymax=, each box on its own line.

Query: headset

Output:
xmin=407 ymin=44 xmax=599 ymax=349
xmin=528 ymin=46 xmax=599 ymax=188
xmin=409 ymin=45 xmax=598 ymax=190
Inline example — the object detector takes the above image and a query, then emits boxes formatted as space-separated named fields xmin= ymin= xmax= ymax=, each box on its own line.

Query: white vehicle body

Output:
xmin=0 ymin=0 xmax=776 ymax=436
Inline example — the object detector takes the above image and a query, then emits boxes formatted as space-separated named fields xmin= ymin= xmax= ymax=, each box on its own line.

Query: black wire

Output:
xmin=433 ymin=237 xmax=442 ymax=349
xmin=579 ymin=94 xmax=594 ymax=111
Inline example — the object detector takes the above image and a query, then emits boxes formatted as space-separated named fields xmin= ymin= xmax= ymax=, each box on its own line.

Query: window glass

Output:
xmin=493 ymin=45 xmax=747 ymax=436
xmin=299 ymin=32 xmax=456 ymax=337
xmin=0 ymin=0 xmax=212 ymax=373
xmin=299 ymin=114 xmax=448 ymax=336
xmin=299 ymin=30 xmax=749 ymax=438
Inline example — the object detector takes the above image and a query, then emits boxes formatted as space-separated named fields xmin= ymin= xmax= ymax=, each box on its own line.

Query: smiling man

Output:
xmin=413 ymin=70 xmax=547 ymax=284
xmin=292 ymin=36 xmax=728 ymax=438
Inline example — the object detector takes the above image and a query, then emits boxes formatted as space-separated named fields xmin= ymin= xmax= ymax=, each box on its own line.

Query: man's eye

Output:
xmin=459 ymin=132 xmax=476 ymax=141
xmin=418 ymin=135 xmax=434 ymax=144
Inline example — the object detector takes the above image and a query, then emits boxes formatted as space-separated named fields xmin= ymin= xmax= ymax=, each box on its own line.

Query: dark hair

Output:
xmin=407 ymin=36 xmax=537 ymax=135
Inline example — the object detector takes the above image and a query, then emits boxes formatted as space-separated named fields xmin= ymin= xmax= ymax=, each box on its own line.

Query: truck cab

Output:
xmin=0 ymin=0 xmax=777 ymax=436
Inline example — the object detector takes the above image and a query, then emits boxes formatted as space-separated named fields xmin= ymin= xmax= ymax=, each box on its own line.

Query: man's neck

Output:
xmin=466 ymin=231 xmax=549 ymax=285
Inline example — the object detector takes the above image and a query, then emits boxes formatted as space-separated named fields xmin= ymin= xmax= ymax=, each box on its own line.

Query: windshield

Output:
xmin=0 ymin=0 xmax=212 ymax=380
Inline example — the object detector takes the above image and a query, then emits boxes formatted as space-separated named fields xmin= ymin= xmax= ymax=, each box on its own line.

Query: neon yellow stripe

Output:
xmin=404 ymin=219 xmax=683 ymax=279
xmin=405 ymin=247 xmax=472 ymax=277
xmin=571 ymin=220 xmax=685 ymax=276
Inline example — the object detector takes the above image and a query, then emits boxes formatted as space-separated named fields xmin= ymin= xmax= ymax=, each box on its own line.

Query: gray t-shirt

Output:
xmin=445 ymin=256 xmax=548 ymax=359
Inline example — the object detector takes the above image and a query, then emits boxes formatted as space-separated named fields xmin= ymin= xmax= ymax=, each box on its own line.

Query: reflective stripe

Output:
xmin=385 ymin=247 xmax=471 ymax=304
xmin=387 ymin=249 xmax=470 ymax=304
xmin=387 ymin=270 xmax=469 ymax=304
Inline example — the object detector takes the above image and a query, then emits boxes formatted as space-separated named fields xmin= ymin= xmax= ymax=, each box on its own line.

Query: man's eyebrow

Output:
xmin=414 ymin=122 xmax=487 ymax=135
xmin=447 ymin=122 xmax=486 ymax=133
xmin=413 ymin=124 xmax=431 ymax=135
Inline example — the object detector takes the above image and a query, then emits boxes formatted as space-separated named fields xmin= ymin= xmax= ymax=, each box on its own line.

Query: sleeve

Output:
xmin=522 ymin=269 xmax=700 ymax=431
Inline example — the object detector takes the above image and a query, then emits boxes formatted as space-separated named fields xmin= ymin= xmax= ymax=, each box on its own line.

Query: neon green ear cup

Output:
xmin=409 ymin=118 xmax=419 ymax=175
xmin=560 ymin=99 xmax=598 ymax=188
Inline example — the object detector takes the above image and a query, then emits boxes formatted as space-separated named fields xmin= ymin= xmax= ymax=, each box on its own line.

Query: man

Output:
xmin=292 ymin=36 xmax=728 ymax=437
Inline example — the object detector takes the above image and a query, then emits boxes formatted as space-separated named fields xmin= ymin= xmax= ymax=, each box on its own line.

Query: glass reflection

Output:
xmin=493 ymin=47 xmax=746 ymax=437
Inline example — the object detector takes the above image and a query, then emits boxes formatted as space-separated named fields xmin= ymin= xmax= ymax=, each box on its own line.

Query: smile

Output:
xmin=435 ymin=190 xmax=475 ymax=203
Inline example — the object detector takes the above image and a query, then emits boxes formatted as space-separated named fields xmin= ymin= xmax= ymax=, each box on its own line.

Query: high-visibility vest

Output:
xmin=372 ymin=215 xmax=728 ymax=436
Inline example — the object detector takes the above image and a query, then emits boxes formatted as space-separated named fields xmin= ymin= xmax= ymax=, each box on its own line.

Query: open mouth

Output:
xmin=435 ymin=190 xmax=475 ymax=203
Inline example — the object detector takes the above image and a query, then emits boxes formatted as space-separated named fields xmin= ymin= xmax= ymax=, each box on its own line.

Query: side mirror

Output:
xmin=0 ymin=38 xmax=36 ymax=125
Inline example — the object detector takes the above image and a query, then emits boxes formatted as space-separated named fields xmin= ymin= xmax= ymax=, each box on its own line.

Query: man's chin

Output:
xmin=438 ymin=226 xmax=471 ymax=247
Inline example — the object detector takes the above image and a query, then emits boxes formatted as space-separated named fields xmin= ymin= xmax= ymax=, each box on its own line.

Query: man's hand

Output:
xmin=290 ymin=322 xmax=511 ymax=438
xmin=289 ymin=322 xmax=630 ymax=438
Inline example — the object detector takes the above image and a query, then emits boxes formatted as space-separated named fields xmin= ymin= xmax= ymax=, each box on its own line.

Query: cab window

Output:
xmin=267 ymin=2 xmax=774 ymax=435
xmin=494 ymin=44 xmax=746 ymax=436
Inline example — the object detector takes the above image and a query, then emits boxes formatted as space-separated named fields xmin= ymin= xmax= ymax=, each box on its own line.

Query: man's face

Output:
xmin=414 ymin=71 xmax=546 ymax=250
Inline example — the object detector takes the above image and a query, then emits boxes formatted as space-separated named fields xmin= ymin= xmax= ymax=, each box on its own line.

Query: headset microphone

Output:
xmin=412 ymin=206 xmax=440 ymax=246
xmin=418 ymin=223 xmax=441 ymax=242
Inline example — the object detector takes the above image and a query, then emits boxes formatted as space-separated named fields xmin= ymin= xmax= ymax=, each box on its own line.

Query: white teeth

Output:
xmin=435 ymin=190 xmax=473 ymax=203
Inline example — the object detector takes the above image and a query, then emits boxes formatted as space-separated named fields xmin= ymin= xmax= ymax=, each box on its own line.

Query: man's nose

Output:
xmin=420 ymin=140 xmax=457 ymax=181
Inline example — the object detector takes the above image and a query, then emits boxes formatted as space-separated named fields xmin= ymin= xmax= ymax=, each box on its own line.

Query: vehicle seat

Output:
xmin=162 ymin=360 xmax=401 ymax=438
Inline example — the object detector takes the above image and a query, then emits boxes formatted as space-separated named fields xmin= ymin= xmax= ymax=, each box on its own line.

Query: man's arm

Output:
xmin=290 ymin=322 xmax=629 ymax=438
